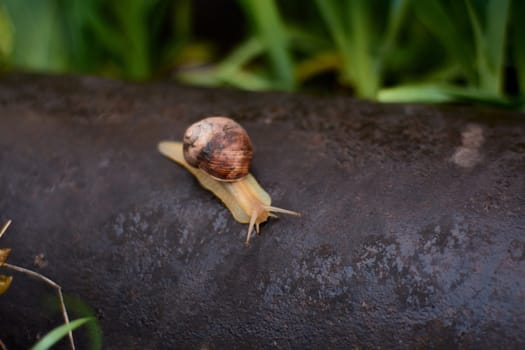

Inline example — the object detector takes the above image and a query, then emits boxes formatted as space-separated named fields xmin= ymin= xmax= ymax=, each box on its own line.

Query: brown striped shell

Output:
xmin=182 ymin=117 xmax=253 ymax=182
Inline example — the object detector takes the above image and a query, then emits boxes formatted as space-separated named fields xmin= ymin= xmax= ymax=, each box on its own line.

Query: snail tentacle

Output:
xmin=265 ymin=206 xmax=301 ymax=217
xmin=246 ymin=210 xmax=258 ymax=245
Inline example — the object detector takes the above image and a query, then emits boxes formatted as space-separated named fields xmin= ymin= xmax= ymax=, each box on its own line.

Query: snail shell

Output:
xmin=159 ymin=116 xmax=300 ymax=244
xmin=183 ymin=117 xmax=253 ymax=182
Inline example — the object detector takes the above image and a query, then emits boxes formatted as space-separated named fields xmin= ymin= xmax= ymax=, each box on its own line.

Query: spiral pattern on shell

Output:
xmin=183 ymin=117 xmax=253 ymax=181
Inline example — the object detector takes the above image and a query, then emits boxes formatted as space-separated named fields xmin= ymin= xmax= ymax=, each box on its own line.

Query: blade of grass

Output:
xmin=294 ymin=51 xmax=340 ymax=83
xmin=315 ymin=0 xmax=385 ymax=98
xmin=61 ymin=296 xmax=103 ymax=350
xmin=176 ymin=68 xmax=222 ymax=87
xmin=465 ymin=0 xmax=490 ymax=88
xmin=286 ymin=25 xmax=331 ymax=55
xmin=378 ymin=84 xmax=456 ymax=103
xmin=239 ymin=0 xmax=295 ymax=90
xmin=377 ymin=0 xmax=409 ymax=80
xmin=215 ymin=37 xmax=276 ymax=90
xmin=110 ymin=0 xmax=155 ymax=80
xmin=0 ymin=4 xmax=13 ymax=63
xmin=59 ymin=0 xmax=98 ymax=72
xmin=162 ymin=0 xmax=193 ymax=65
xmin=215 ymin=37 xmax=264 ymax=78
xmin=30 ymin=317 xmax=94 ymax=350
xmin=221 ymin=70 xmax=275 ymax=91
xmin=465 ymin=0 xmax=510 ymax=96
xmin=381 ymin=0 xmax=409 ymax=56
xmin=173 ymin=0 xmax=191 ymax=40
xmin=314 ymin=0 xmax=353 ymax=84
xmin=513 ymin=0 xmax=525 ymax=94
xmin=346 ymin=0 xmax=378 ymax=98
xmin=177 ymin=37 xmax=267 ymax=89
xmin=379 ymin=83 xmax=516 ymax=106
xmin=485 ymin=0 xmax=510 ymax=92
xmin=412 ymin=0 xmax=475 ymax=83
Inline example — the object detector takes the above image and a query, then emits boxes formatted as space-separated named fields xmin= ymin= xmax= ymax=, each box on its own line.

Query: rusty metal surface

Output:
xmin=0 ymin=74 xmax=524 ymax=349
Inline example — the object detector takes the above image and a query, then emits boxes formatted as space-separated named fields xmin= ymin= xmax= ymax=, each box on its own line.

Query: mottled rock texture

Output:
xmin=0 ymin=74 xmax=524 ymax=349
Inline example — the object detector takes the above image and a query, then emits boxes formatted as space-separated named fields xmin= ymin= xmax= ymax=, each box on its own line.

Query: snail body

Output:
xmin=158 ymin=117 xmax=299 ymax=244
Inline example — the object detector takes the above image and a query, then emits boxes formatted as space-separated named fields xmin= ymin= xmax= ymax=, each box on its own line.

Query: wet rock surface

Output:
xmin=0 ymin=74 xmax=524 ymax=349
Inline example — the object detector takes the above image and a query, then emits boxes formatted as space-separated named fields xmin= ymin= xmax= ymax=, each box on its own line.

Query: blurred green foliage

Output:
xmin=0 ymin=0 xmax=523 ymax=107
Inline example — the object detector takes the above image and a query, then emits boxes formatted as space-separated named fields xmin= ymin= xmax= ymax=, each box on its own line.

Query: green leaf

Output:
xmin=30 ymin=317 xmax=94 ymax=350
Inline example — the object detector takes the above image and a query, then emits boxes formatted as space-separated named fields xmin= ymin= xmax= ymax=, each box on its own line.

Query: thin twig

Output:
xmin=0 ymin=220 xmax=11 ymax=238
xmin=5 ymin=265 xmax=75 ymax=348
xmin=0 ymin=263 xmax=75 ymax=350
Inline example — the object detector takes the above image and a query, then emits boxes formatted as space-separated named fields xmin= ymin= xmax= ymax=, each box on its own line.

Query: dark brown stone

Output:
xmin=0 ymin=74 xmax=524 ymax=349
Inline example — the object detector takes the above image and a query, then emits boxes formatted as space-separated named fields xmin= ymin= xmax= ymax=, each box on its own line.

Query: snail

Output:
xmin=158 ymin=116 xmax=300 ymax=244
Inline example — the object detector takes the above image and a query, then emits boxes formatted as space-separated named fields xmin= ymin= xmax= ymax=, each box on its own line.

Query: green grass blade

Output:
xmin=221 ymin=70 xmax=275 ymax=90
xmin=60 ymin=0 xmax=114 ymax=73
xmin=84 ymin=10 xmax=124 ymax=58
xmin=381 ymin=0 xmax=409 ymax=55
xmin=465 ymin=0 xmax=510 ymax=96
xmin=110 ymin=0 xmax=155 ymax=80
xmin=379 ymin=83 xmax=517 ymax=106
xmin=61 ymin=295 xmax=103 ymax=350
xmin=513 ymin=0 xmax=525 ymax=94
xmin=177 ymin=38 xmax=266 ymax=89
xmin=286 ymin=25 xmax=331 ymax=54
xmin=465 ymin=0 xmax=490 ymax=89
xmin=314 ymin=0 xmax=352 ymax=82
xmin=485 ymin=0 xmax=510 ymax=94
xmin=30 ymin=317 xmax=94 ymax=350
xmin=216 ymin=37 xmax=264 ymax=78
xmin=294 ymin=51 xmax=340 ymax=83
xmin=378 ymin=84 xmax=456 ymax=103
xmin=486 ymin=0 xmax=510 ymax=70
xmin=240 ymin=0 xmax=295 ymax=90
xmin=173 ymin=0 xmax=192 ymax=40
xmin=176 ymin=68 xmax=222 ymax=87
xmin=315 ymin=0 xmax=395 ymax=98
xmin=346 ymin=0 xmax=378 ymax=98
xmin=216 ymin=38 xmax=277 ymax=90
xmin=0 ymin=3 xmax=13 ymax=63
xmin=412 ymin=0 xmax=474 ymax=83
